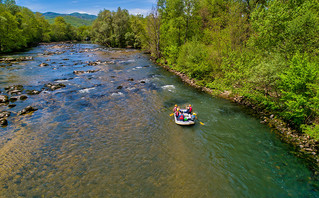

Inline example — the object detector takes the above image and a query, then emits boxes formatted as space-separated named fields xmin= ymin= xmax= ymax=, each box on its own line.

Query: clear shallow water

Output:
xmin=0 ymin=43 xmax=318 ymax=197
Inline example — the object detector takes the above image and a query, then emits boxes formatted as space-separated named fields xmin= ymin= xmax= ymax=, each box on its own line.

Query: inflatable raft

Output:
xmin=174 ymin=109 xmax=195 ymax=126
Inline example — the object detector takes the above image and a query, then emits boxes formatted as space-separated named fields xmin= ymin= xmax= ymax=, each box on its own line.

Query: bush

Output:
xmin=279 ymin=53 xmax=318 ymax=127
xmin=176 ymin=40 xmax=211 ymax=79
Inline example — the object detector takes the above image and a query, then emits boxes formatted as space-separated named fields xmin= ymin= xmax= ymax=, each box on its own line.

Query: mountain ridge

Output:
xmin=42 ymin=12 xmax=97 ymax=27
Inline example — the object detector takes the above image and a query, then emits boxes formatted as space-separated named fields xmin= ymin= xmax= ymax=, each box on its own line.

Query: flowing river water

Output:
xmin=0 ymin=43 xmax=318 ymax=197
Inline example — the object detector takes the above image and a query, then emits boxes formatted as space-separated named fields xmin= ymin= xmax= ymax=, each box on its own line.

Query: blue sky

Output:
xmin=16 ymin=0 xmax=156 ymax=16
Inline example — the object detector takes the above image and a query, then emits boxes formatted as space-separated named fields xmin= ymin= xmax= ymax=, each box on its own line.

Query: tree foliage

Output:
xmin=91 ymin=8 xmax=146 ymax=48
xmin=145 ymin=0 xmax=319 ymax=139
xmin=0 ymin=0 xmax=79 ymax=52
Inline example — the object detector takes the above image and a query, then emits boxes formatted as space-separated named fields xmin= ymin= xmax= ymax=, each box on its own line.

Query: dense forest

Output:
xmin=0 ymin=0 xmax=89 ymax=51
xmin=1 ymin=0 xmax=319 ymax=140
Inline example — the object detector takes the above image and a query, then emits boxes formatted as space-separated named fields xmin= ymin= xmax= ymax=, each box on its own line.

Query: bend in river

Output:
xmin=0 ymin=43 xmax=318 ymax=197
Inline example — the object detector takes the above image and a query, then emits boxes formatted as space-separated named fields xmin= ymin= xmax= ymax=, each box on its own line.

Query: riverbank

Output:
xmin=157 ymin=62 xmax=319 ymax=174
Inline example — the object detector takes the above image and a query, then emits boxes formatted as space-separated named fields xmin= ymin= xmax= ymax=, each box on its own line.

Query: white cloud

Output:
xmin=128 ymin=8 xmax=150 ymax=16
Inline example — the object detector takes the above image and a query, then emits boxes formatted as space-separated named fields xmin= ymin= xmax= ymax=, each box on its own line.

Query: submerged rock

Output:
xmin=8 ymin=104 xmax=16 ymax=108
xmin=26 ymin=90 xmax=41 ymax=95
xmin=39 ymin=63 xmax=49 ymax=67
xmin=45 ymin=83 xmax=66 ymax=91
xmin=5 ymin=85 xmax=24 ymax=95
xmin=20 ymin=95 xmax=28 ymax=100
xmin=9 ymin=96 xmax=18 ymax=102
xmin=18 ymin=106 xmax=38 ymax=115
xmin=73 ymin=70 xmax=99 ymax=75
xmin=0 ymin=118 xmax=8 ymax=126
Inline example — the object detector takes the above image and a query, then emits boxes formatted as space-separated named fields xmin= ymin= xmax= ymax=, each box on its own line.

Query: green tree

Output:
xmin=249 ymin=0 xmax=319 ymax=56
xmin=50 ymin=16 xmax=76 ymax=41
xmin=0 ymin=5 xmax=25 ymax=51
xmin=279 ymin=53 xmax=318 ymax=127
xmin=77 ymin=25 xmax=91 ymax=41
xmin=91 ymin=9 xmax=114 ymax=46
xmin=112 ymin=7 xmax=130 ymax=47
xmin=35 ymin=12 xmax=51 ymax=42
xmin=145 ymin=6 xmax=161 ymax=58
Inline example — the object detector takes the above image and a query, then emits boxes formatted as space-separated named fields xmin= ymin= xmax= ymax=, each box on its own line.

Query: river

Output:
xmin=0 ymin=43 xmax=318 ymax=197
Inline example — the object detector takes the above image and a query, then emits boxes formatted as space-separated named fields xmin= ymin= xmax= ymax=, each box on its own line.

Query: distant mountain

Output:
xmin=42 ymin=12 xmax=97 ymax=27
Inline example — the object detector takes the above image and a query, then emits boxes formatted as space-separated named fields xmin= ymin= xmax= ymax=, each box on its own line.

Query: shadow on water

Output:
xmin=0 ymin=43 xmax=318 ymax=197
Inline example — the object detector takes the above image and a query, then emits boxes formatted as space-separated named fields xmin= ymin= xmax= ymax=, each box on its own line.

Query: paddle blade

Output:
xmin=200 ymin=122 xmax=205 ymax=125
xmin=169 ymin=113 xmax=174 ymax=116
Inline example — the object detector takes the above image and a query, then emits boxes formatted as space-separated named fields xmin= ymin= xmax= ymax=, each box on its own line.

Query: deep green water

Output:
xmin=0 ymin=44 xmax=318 ymax=197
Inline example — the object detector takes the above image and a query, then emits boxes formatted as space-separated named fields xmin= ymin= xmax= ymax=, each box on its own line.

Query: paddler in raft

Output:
xmin=173 ymin=104 xmax=177 ymax=112
xmin=185 ymin=104 xmax=192 ymax=114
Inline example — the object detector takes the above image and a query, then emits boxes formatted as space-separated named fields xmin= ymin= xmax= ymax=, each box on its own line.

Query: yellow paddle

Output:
xmin=169 ymin=113 xmax=174 ymax=116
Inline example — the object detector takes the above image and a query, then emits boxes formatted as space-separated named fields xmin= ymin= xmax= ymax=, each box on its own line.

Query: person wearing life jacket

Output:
xmin=178 ymin=113 xmax=184 ymax=121
xmin=191 ymin=113 xmax=196 ymax=121
xmin=175 ymin=108 xmax=180 ymax=117
xmin=186 ymin=104 xmax=192 ymax=114
xmin=173 ymin=104 xmax=177 ymax=112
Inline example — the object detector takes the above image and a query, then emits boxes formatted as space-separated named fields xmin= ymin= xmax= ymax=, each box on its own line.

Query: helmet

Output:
xmin=189 ymin=104 xmax=191 ymax=107
xmin=193 ymin=113 xmax=196 ymax=115
xmin=175 ymin=104 xmax=177 ymax=107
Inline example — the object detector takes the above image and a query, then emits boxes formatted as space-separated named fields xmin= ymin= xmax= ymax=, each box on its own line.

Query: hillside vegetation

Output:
xmin=0 ymin=1 xmax=92 ymax=52
xmin=43 ymin=12 xmax=96 ymax=27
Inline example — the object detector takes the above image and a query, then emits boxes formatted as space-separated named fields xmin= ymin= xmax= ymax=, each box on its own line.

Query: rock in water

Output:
xmin=20 ymin=95 xmax=28 ymax=100
xmin=8 ymin=104 xmax=16 ymax=108
xmin=9 ymin=96 xmax=19 ymax=102
xmin=5 ymin=85 xmax=24 ymax=95
xmin=0 ymin=95 xmax=9 ymax=103
xmin=0 ymin=111 xmax=11 ymax=119
xmin=45 ymin=83 xmax=66 ymax=91
xmin=39 ymin=63 xmax=49 ymax=67
xmin=0 ymin=118 xmax=8 ymax=126
xmin=26 ymin=90 xmax=41 ymax=95
xmin=18 ymin=106 xmax=38 ymax=115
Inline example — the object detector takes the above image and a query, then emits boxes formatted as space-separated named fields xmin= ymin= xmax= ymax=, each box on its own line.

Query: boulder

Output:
xmin=26 ymin=90 xmax=41 ymax=95
xmin=5 ymin=85 xmax=23 ymax=95
xmin=18 ymin=106 xmax=38 ymax=115
xmin=73 ymin=70 xmax=99 ymax=75
xmin=0 ymin=118 xmax=8 ymax=126
xmin=0 ymin=95 xmax=9 ymax=103
xmin=9 ymin=96 xmax=19 ymax=102
xmin=8 ymin=104 xmax=16 ymax=108
xmin=39 ymin=63 xmax=49 ymax=67
xmin=0 ymin=111 xmax=10 ymax=118
xmin=20 ymin=95 xmax=28 ymax=100
xmin=45 ymin=83 xmax=66 ymax=91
